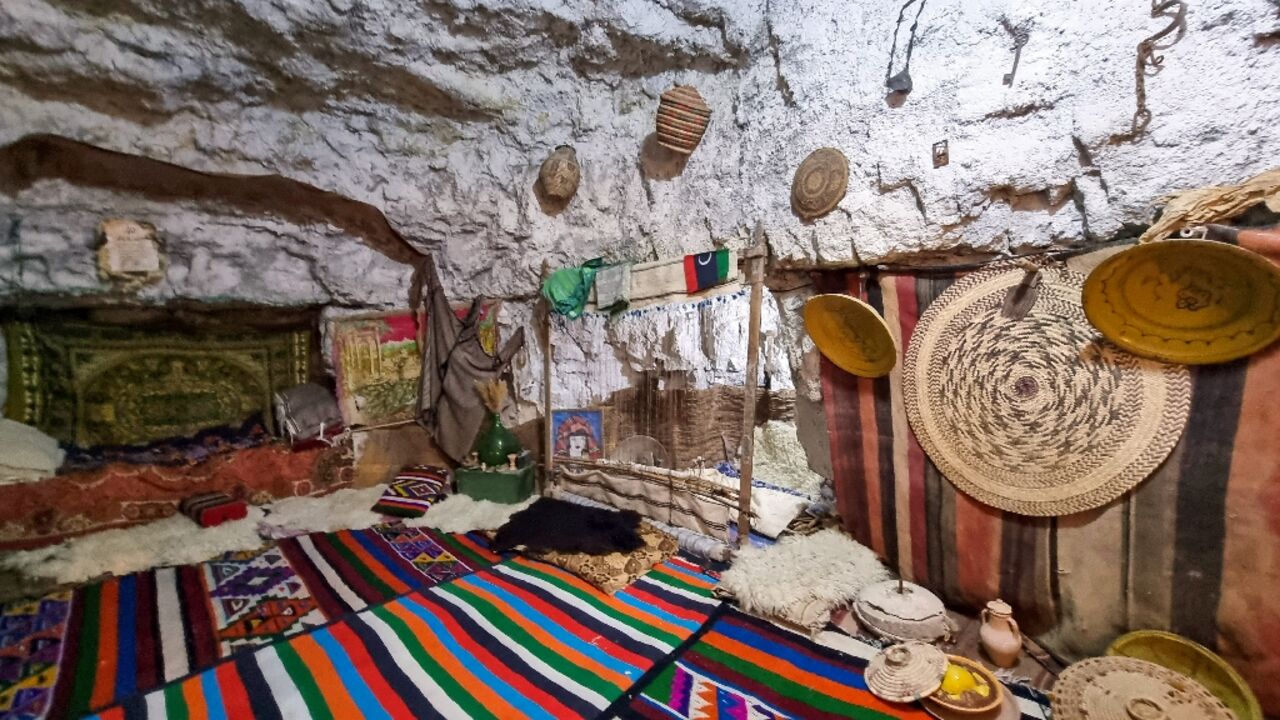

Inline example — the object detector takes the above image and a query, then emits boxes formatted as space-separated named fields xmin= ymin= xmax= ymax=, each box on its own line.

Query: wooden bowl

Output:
xmin=924 ymin=656 xmax=1003 ymax=715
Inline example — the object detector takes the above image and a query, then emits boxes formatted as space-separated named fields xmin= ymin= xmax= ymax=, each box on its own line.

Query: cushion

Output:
xmin=371 ymin=465 xmax=451 ymax=517
xmin=179 ymin=491 xmax=248 ymax=528
xmin=0 ymin=419 xmax=64 ymax=483
xmin=530 ymin=523 xmax=678 ymax=594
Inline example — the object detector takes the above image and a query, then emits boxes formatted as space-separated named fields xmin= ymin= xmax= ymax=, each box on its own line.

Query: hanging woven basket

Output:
xmin=655 ymin=85 xmax=711 ymax=155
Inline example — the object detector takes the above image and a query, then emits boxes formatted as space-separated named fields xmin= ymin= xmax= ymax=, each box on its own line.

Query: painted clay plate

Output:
xmin=1083 ymin=240 xmax=1280 ymax=364
xmin=925 ymin=656 xmax=1003 ymax=715
xmin=803 ymin=293 xmax=897 ymax=377
xmin=924 ymin=682 xmax=1020 ymax=720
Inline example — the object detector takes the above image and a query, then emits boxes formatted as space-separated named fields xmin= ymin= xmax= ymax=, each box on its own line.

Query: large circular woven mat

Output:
xmin=1052 ymin=657 xmax=1234 ymax=720
xmin=791 ymin=148 xmax=849 ymax=220
xmin=903 ymin=265 xmax=1191 ymax=516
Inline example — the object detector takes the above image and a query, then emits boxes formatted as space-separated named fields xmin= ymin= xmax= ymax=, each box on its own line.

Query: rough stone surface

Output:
xmin=2 ymin=0 xmax=1275 ymax=516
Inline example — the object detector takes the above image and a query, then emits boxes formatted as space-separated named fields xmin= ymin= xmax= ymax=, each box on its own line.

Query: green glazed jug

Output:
xmin=474 ymin=412 xmax=521 ymax=467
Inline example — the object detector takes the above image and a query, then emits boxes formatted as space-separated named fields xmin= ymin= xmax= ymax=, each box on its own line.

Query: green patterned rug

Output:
xmin=4 ymin=320 xmax=312 ymax=447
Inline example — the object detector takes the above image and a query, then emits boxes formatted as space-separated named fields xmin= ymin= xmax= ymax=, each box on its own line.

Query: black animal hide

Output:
xmin=491 ymin=497 xmax=645 ymax=555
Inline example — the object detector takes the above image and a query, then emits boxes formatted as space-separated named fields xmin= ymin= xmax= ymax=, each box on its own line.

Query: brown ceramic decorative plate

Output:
xmin=1083 ymin=240 xmax=1280 ymax=364
xmin=925 ymin=656 xmax=1002 ymax=715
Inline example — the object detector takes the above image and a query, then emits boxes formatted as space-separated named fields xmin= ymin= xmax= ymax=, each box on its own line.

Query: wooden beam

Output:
xmin=737 ymin=223 xmax=767 ymax=548
xmin=540 ymin=261 xmax=554 ymax=488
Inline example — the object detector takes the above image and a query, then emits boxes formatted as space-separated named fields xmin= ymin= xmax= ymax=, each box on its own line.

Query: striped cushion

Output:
xmin=178 ymin=492 xmax=247 ymax=527
xmin=371 ymin=465 xmax=451 ymax=517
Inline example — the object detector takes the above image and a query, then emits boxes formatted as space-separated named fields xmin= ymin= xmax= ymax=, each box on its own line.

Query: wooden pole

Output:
xmin=737 ymin=223 xmax=767 ymax=548
xmin=540 ymin=261 xmax=554 ymax=488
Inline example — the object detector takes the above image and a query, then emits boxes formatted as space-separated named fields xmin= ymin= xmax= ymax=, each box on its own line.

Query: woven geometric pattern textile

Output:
xmin=903 ymin=265 xmax=1191 ymax=516
xmin=370 ymin=465 xmax=450 ymax=517
xmin=621 ymin=609 xmax=933 ymax=720
xmin=3 ymin=321 xmax=311 ymax=447
xmin=0 ymin=591 xmax=71 ymax=720
xmin=8 ymin=525 xmax=497 ymax=719
xmin=95 ymin=556 xmax=722 ymax=719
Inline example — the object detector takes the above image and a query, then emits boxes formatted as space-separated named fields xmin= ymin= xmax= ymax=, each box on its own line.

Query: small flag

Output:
xmin=683 ymin=248 xmax=731 ymax=293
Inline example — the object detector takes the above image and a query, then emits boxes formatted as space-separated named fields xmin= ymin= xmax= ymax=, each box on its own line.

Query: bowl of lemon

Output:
xmin=923 ymin=655 xmax=1003 ymax=715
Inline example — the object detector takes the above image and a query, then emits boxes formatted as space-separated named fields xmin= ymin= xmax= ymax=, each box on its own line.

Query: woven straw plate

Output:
xmin=865 ymin=642 xmax=948 ymax=703
xmin=804 ymin=294 xmax=897 ymax=378
xmin=903 ymin=265 xmax=1191 ymax=516
xmin=1083 ymin=239 xmax=1280 ymax=364
xmin=1052 ymin=657 xmax=1235 ymax=720
xmin=791 ymin=148 xmax=849 ymax=220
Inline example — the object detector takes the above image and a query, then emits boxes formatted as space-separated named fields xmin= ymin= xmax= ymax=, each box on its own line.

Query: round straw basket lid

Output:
xmin=1052 ymin=657 xmax=1235 ymax=720
xmin=791 ymin=148 xmax=849 ymax=220
xmin=865 ymin=642 xmax=948 ymax=703
xmin=803 ymin=294 xmax=897 ymax=378
xmin=1083 ymin=239 xmax=1280 ymax=365
xmin=904 ymin=264 xmax=1192 ymax=517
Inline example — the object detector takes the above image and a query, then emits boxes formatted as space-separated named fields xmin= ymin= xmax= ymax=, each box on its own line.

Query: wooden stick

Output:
xmin=737 ymin=223 xmax=767 ymax=548
xmin=541 ymin=260 xmax=554 ymax=488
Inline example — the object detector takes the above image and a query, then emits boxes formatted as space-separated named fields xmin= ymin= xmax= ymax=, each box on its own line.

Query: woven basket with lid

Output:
xmin=656 ymin=86 xmax=711 ymax=154
xmin=865 ymin=642 xmax=948 ymax=703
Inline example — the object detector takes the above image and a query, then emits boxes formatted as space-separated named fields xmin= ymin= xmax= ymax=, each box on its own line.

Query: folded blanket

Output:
xmin=491 ymin=496 xmax=644 ymax=554
xmin=370 ymin=465 xmax=451 ymax=517
xmin=179 ymin=492 xmax=248 ymax=528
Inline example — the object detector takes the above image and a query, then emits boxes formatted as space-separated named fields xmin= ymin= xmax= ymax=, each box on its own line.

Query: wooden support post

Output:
xmin=737 ymin=223 xmax=767 ymax=548
xmin=540 ymin=261 xmax=554 ymax=488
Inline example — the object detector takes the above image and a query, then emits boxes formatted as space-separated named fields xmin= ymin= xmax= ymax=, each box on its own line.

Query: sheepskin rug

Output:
xmin=407 ymin=494 xmax=535 ymax=533
xmin=1 ymin=485 xmax=386 ymax=585
xmin=717 ymin=528 xmax=890 ymax=631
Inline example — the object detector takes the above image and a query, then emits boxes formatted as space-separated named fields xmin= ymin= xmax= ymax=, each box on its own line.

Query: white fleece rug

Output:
xmin=407 ymin=494 xmax=536 ymax=533
xmin=1 ymin=485 xmax=386 ymax=585
xmin=717 ymin=527 xmax=891 ymax=631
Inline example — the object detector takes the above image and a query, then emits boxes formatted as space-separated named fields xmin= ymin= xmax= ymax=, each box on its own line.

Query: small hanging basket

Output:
xmin=655 ymin=85 xmax=711 ymax=155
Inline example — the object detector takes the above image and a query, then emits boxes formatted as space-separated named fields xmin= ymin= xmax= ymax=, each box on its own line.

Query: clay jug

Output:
xmin=538 ymin=145 xmax=580 ymax=200
xmin=979 ymin=598 xmax=1022 ymax=668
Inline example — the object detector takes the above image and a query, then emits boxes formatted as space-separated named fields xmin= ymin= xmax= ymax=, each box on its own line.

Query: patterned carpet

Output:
xmin=90 ymin=556 xmax=723 ymax=719
xmin=0 ymin=524 xmax=497 ymax=720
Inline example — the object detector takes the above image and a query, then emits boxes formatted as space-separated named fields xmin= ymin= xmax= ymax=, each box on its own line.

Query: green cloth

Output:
xmin=541 ymin=258 xmax=603 ymax=319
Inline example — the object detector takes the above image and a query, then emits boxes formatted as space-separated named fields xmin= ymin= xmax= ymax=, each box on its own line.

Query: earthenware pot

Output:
xmin=538 ymin=145 xmax=580 ymax=200
xmin=979 ymin=598 xmax=1022 ymax=668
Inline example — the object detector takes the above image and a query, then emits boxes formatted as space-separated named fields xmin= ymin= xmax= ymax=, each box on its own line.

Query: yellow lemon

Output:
xmin=940 ymin=664 xmax=977 ymax=696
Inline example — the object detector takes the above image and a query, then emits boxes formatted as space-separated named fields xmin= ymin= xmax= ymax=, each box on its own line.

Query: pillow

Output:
xmin=529 ymin=523 xmax=678 ymax=594
xmin=371 ymin=465 xmax=451 ymax=517
xmin=0 ymin=419 xmax=64 ymax=482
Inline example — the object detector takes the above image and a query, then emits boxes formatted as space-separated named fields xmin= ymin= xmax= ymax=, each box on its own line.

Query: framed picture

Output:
xmin=551 ymin=409 xmax=605 ymax=460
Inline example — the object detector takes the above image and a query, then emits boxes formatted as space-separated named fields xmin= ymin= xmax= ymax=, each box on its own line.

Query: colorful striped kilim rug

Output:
xmin=621 ymin=609 xmax=1052 ymax=720
xmin=0 ymin=524 xmax=496 ymax=720
xmin=91 ymin=556 xmax=723 ymax=719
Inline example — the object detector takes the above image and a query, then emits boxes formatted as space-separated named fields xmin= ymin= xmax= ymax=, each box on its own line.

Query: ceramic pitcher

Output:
xmin=979 ymin=598 xmax=1022 ymax=668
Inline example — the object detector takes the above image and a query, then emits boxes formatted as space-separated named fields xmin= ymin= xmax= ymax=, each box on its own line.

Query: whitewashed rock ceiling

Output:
xmin=0 ymin=0 xmax=1277 ymax=409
